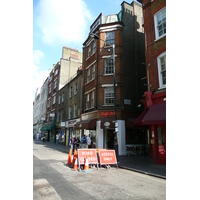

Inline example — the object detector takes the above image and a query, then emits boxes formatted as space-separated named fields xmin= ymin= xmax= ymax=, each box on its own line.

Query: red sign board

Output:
xmin=159 ymin=146 xmax=165 ymax=155
xmin=77 ymin=149 xmax=98 ymax=165
xmin=98 ymin=150 xmax=117 ymax=165
xmin=101 ymin=111 xmax=116 ymax=117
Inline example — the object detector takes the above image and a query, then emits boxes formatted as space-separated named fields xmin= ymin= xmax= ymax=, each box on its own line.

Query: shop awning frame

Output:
xmin=142 ymin=102 xmax=166 ymax=125
xmin=74 ymin=119 xmax=97 ymax=130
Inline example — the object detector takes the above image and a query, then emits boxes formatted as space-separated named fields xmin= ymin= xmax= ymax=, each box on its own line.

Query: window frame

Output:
xmin=105 ymin=58 xmax=114 ymax=74
xmin=92 ymin=41 xmax=96 ymax=54
xmin=88 ymin=44 xmax=91 ymax=57
xmin=70 ymin=86 xmax=73 ymax=98
xmin=87 ymin=68 xmax=90 ymax=83
xmin=154 ymin=7 xmax=166 ymax=40
xmin=104 ymin=87 xmax=114 ymax=106
xmin=91 ymin=91 xmax=94 ymax=108
xmin=74 ymin=104 xmax=77 ymax=118
xmin=157 ymin=51 xmax=166 ymax=89
xmin=69 ymin=106 xmax=72 ymax=119
xmin=62 ymin=93 xmax=65 ymax=102
xmin=92 ymin=65 xmax=95 ymax=80
xmin=86 ymin=94 xmax=89 ymax=109
xmin=105 ymin=31 xmax=115 ymax=46
xmin=74 ymin=83 xmax=78 ymax=95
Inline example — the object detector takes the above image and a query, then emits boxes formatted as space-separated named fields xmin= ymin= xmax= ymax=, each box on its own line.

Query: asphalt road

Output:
xmin=33 ymin=142 xmax=166 ymax=200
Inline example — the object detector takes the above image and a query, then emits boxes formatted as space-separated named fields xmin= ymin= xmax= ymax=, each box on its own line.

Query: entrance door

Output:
xmin=106 ymin=129 xmax=115 ymax=149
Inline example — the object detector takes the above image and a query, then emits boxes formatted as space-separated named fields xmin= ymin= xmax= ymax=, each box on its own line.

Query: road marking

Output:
xmin=33 ymin=179 xmax=61 ymax=200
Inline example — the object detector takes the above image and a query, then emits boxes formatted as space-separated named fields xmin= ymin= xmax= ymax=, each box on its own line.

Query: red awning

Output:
xmin=74 ymin=119 xmax=97 ymax=130
xmin=142 ymin=102 xmax=166 ymax=124
xmin=133 ymin=109 xmax=148 ymax=127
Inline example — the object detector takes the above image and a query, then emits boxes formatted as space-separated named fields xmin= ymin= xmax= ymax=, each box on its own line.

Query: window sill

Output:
xmin=103 ymin=73 xmax=113 ymax=76
xmin=85 ymin=78 xmax=95 ymax=86
xmin=103 ymin=104 xmax=114 ymax=107
xmin=154 ymin=34 xmax=166 ymax=43
xmin=158 ymin=86 xmax=166 ymax=90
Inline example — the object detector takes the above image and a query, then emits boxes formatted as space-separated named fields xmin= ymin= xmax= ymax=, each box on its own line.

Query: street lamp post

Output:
xmin=90 ymin=33 xmax=119 ymax=162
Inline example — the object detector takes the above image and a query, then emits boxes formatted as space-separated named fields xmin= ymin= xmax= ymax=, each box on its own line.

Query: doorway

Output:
xmin=105 ymin=129 xmax=115 ymax=149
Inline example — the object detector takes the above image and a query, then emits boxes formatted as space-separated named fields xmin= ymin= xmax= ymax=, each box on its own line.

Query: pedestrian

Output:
xmin=69 ymin=135 xmax=76 ymax=155
xmin=87 ymin=134 xmax=91 ymax=148
xmin=56 ymin=132 xmax=59 ymax=145
xmin=36 ymin=132 xmax=39 ymax=140
xmin=81 ymin=134 xmax=87 ymax=149
xmin=75 ymin=137 xmax=80 ymax=150
xmin=43 ymin=133 xmax=46 ymax=143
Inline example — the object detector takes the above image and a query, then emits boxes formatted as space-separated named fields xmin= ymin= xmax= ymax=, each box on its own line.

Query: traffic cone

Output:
xmin=73 ymin=157 xmax=79 ymax=171
xmin=82 ymin=155 xmax=91 ymax=172
xmin=72 ymin=149 xmax=77 ymax=167
xmin=67 ymin=148 xmax=72 ymax=166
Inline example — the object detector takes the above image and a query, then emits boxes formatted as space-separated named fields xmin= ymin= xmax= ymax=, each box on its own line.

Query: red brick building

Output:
xmin=135 ymin=0 xmax=166 ymax=164
xmin=74 ymin=1 xmax=146 ymax=156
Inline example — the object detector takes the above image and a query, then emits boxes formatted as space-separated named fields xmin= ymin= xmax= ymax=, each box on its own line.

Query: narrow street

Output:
xmin=33 ymin=142 xmax=166 ymax=199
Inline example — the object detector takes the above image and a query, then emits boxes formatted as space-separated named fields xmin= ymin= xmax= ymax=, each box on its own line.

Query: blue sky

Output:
xmin=33 ymin=0 xmax=130 ymax=100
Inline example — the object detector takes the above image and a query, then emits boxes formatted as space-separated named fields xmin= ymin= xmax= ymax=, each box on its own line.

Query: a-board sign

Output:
xmin=77 ymin=149 xmax=98 ymax=165
xmin=98 ymin=150 xmax=117 ymax=165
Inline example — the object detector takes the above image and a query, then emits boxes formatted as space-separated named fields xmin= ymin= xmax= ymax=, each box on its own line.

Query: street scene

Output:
xmin=33 ymin=0 xmax=166 ymax=199
xmin=33 ymin=141 xmax=166 ymax=199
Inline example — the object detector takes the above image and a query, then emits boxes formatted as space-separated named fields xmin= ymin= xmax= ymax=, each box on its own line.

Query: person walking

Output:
xmin=36 ymin=132 xmax=39 ymax=140
xmin=43 ymin=133 xmax=46 ymax=143
xmin=56 ymin=133 xmax=59 ymax=145
xmin=69 ymin=135 xmax=76 ymax=155
xmin=81 ymin=134 xmax=87 ymax=149
xmin=87 ymin=134 xmax=91 ymax=148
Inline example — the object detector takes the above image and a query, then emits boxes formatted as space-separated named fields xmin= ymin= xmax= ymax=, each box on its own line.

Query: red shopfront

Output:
xmin=134 ymin=91 xmax=166 ymax=165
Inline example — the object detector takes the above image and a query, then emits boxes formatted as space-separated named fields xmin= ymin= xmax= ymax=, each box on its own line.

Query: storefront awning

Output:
xmin=133 ymin=109 xmax=148 ymax=127
xmin=74 ymin=119 xmax=97 ymax=130
xmin=40 ymin=124 xmax=55 ymax=131
xmin=142 ymin=102 xmax=166 ymax=124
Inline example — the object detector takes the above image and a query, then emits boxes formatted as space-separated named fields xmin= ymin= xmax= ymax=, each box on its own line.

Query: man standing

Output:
xmin=87 ymin=134 xmax=91 ymax=148
xmin=36 ymin=132 xmax=39 ymax=140
xmin=81 ymin=134 xmax=87 ymax=149
xmin=56 ymin=133 xmax=59 ymax=146
xmin=69 ymin=135 xmax=76 ymax=155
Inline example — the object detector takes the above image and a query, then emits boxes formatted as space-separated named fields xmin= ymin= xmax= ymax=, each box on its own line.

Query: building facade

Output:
xmin=74 ymin=1 xmax=146 ymax=155
xmin=40 ymin=47 xmax=83 ymax=143
xmin=55 ymin=69 xmax=83 ymax=146
xmin=134 ymin=0 xmax=166 ymax=164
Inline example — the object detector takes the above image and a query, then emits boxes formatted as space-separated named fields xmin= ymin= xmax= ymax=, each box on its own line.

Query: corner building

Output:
xmin=74 ymin=1 xmax=146 ymax=155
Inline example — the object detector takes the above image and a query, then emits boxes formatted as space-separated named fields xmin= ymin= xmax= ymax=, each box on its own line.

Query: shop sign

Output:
xmin=159 ymin=146 xmax=165 ymax=155
xmin=78 ymin=149 xmax=98 ymax=165
xmin=104 ymin=122 xmax=110 ymax=127
xmin=98 ymin=150 xmax=117 ymax=166
xmin=124 ymin=99 xmax=131 ymax=105
xmin=61 ymin=122 xmax=65 ymax=127
xmin=101 ymin=111 xmax=116 ymax=117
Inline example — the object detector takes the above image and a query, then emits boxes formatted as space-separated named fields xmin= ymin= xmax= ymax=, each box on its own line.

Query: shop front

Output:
xmin=56 ymin=122 xmax=66 ymax=145
xmin=74 ymin=110 xmax=127 ymax=155
xmin=133 ymin=91 xmax=166 ymax=165
xmin=142 ymin=102 xmax=166 ymax=164
xmin=66 ymin=119 xmax=80 ymax=146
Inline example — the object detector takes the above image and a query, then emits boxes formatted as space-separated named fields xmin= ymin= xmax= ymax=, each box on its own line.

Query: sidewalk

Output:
xmin=33 ymin=140 xmax=166 ymax=179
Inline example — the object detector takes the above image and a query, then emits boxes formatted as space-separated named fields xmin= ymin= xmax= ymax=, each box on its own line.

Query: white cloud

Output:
xmin=35 ymin=0 xmax=92 ymax=46
xmin=33 ymin=50 xmax=49 ymax=100
xmin=33 ymin=50 xmax=44 ymax=65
